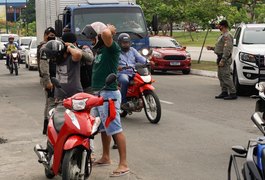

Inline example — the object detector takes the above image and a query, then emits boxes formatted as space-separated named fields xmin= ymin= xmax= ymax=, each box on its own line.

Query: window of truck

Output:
xmin=73 ymin=7 xmax=147 ymax=39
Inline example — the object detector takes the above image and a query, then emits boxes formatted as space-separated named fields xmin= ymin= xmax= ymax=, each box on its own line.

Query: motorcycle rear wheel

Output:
xmin=143 ymin=90 xmax=161 ymax=124
xmin=62 ymin=148 xmax=90 ymax=180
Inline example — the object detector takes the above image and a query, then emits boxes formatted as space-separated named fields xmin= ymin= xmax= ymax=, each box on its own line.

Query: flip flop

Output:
xmin=92 ymin=161 xmax=111 ymax=167
xmin=109 ymin=170 xmax=130 ymax=177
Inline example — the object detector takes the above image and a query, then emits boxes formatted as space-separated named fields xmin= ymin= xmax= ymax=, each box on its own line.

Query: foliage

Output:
xmin=20 ymin=0 xmax=35 ymax=23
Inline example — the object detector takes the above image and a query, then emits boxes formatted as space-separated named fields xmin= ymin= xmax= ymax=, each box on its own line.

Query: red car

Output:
xmin=149 ymin=36 xmax=191 ymax=74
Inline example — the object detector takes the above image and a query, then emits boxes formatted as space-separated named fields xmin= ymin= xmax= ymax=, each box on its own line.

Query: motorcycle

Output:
xmin=120 ymin=63 xmax=161 ymax=124
xmin=228 ymin=112 xmax=265 ymax=180
xmin=34 ymin=74 xmax=117 ymax=180
xmin=8 ymin=50 xmax=20 ymax=76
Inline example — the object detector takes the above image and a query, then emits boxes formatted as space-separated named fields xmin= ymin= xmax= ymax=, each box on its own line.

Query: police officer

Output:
xmin=38 ymin=27 xmax=57 ymax=135
xmin=207 ymin=20 xmax=237 ymax=100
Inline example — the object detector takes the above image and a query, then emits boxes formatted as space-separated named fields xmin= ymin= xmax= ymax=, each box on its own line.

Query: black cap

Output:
xmin=44 ymin=27 xmax=56 ymax=35
xmin=219 ymin=20 xmax=229 ymax=28
xmin=62 ymin=32 xmax=77 ymax=43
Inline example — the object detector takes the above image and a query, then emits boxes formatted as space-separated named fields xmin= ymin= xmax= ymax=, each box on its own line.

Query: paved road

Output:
xmin=0 ymin=61 xmax=260 ymax=180
xmin=186 ymin=46 xmax=216 ymax=62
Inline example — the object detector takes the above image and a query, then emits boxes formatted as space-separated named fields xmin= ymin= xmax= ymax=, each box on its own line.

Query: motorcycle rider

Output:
xmin=117 ymin=33 xmax=147 ymax=110
xmin=82 ymin=22 xmax=130 ymax=177
xmin=38 ymin=27 xmax=57 ymax=135
xmin=5 ymin=35 xmax=20 ymax=68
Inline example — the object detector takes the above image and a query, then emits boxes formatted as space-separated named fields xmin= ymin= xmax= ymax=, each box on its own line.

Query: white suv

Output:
xmin=232 ymin=23 xmax=265 ymax=94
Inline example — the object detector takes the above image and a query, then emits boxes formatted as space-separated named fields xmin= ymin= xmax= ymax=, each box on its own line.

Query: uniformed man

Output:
xmin=207 ymin=20 xmax=237 ymax=100
xmin=38 ymin=27 xmax=57 ymax=135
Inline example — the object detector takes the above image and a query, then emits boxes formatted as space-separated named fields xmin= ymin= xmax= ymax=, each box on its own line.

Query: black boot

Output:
xmin=42 ymin=118 xmax=48 ymax=135
xmin=224 ymin=93 xmax=237 ymax=100
xmin=215 ymin=92 xmax=228 ymax=99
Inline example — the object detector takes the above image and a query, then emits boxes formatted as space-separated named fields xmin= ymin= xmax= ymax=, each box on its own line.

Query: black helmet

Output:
xmin=118 ymin=33 xmax=131 ymax=52
xmin=43 ymin=40 xmax=65 ymax=59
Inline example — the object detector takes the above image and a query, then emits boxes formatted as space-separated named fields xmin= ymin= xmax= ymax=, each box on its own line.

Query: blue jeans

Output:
xmin=91 ymin=90 xmax=122 ymax=136
xmin=118 ymin=73 xmax=133 ymax=104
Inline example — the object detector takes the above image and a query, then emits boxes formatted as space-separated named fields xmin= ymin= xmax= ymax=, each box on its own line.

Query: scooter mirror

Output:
xmin=251 ymin=112 xmax=265 ymax=135
xmin=51 ymin=77 xmax=61 ymax=88
xmin=105 ymin=73 xmax=117 ymax=86
xmin=232 ymin=145 xmax=247 ymax=155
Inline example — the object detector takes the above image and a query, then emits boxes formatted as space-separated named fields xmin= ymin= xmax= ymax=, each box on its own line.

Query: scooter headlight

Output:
xmin=12 ymin=53 xmax=18 ymax=58
xmin=72 ymin=98 xmax=88 ymax=111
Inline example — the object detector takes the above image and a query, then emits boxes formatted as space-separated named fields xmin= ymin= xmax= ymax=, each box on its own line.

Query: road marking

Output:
xmin=160 ymin=100 xmax=174 ymax=105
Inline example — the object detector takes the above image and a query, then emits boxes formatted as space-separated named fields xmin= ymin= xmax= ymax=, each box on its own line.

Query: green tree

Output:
xmin=20 ymin=0 xmax=35 ymax=23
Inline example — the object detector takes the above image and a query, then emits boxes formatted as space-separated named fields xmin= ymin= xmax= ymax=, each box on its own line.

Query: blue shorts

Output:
xmin=91 ymin=90 xmax=122 ymax=136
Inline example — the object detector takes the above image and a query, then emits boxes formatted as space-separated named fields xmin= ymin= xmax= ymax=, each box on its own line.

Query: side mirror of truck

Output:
xmin=55 ymin=20 xmax=63 ymax=37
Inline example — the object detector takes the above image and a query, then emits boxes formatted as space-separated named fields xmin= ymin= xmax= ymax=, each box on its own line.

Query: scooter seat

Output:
xmin=53 ymin=105 xmax=66 ymax=133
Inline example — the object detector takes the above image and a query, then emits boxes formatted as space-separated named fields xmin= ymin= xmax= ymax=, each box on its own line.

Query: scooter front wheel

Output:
xmin=62 ymin=148 xmax=90 ymax=180
xmin=143 ymin=90 xmax=161 ymax=124
xmin=14 ymin=63 xmax=18 ymax=76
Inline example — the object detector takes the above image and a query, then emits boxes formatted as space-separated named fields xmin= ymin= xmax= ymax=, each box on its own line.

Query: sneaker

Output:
xmin=215 ymin=92 xmax=228 ymax=99
xmin=112 ymin=144 xmax=118 ymax=149
xmin=224 ymin=93 xmax=237 ymax=100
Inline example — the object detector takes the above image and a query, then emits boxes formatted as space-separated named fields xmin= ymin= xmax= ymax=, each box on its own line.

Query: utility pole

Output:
xmin=5 ymin=0 xmax=8 ymax=34
xmin=26 ymin=0 xmax=28 ymax=35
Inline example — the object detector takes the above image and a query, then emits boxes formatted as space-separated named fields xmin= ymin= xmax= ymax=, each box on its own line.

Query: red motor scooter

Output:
xmin=34 ymin=74 xmax=117 ymax=180
xmin=120 ymin=64 xmax=161 ymax=124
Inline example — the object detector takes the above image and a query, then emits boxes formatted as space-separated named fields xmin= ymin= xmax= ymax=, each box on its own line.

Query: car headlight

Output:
xmin=30 ymin=53 xmax=37 ymax=58
xmin=153 ymin=51 xmax=162 ymax=58
xmin=240 ymin=52 xmax=256 ymax=63
xmin=186 ymin=52 xmax=191 ymax=59
xmin=72 ymin=98 xmax=88 ymax=111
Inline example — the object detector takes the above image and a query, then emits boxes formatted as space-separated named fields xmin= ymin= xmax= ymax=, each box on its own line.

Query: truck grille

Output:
xmin=163 ymin=55 xmax=186 ymax=61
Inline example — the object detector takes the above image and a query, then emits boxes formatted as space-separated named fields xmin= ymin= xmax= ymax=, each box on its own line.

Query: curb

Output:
xmin=190 ymin=69 xmax=217 ymax=78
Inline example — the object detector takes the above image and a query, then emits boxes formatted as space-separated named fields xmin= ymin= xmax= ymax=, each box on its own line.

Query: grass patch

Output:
xmin=172 ymin=31 xmax=221 ymax=47
xmin=191 ymin=60 xmax=217 ymax=72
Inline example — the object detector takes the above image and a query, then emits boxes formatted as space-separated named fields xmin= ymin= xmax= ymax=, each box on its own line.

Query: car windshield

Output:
xmin=242 ymin=27 xmax=265 ymax=44
xmin=73 ymin=7 xmax=147 ymax=39
xmin=20 ymin=38 xmax=31 ymax=46
xmin=150 ymin=37 xmax=181 ymax=48
xmin=30 ymin=40 xmax=37 ymax=49
xmin=1 ymin=35 xmax=19 ymax=42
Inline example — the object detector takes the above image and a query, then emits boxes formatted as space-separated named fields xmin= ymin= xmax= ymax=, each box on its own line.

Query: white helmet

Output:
xmin=81 ymin=22 xmax=107 ymax=49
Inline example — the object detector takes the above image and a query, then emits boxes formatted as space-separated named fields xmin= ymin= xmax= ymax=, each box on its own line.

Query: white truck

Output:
xmin=35 ymin=0 xmax=156 ymax=51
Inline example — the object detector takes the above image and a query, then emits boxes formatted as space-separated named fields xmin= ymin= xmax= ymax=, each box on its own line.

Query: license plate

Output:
xmin=170 ymin=62 xmax=180 ymax=66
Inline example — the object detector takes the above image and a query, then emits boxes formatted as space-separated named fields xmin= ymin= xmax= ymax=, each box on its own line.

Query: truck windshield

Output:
xmin=73 ymin=7 xmax=147 ymax=39
xmin=242 ymin=27 xmax=265 ymax=44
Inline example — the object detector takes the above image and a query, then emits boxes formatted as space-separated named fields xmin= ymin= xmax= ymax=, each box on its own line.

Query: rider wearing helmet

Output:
xmin=117 ymin=33 xmax=147 ymax=109
xmin=5 ymin=35 xmax=20 ymax=68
